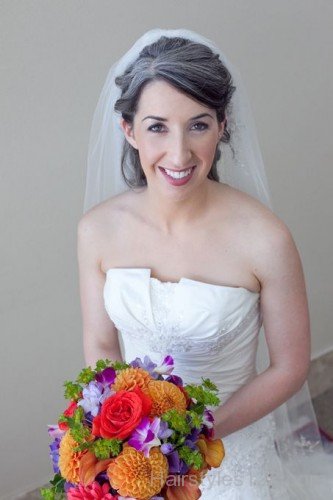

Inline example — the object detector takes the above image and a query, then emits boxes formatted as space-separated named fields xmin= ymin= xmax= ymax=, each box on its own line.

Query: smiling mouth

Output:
xmin=158 ymin=165 xmax=196 ymax=172
xmin=159 ymin=166 xmax=196 ymax=179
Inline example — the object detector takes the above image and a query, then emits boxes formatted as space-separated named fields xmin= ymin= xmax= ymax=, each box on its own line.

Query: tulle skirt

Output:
xmin=200 ymin=412 xmax=333 ymax=499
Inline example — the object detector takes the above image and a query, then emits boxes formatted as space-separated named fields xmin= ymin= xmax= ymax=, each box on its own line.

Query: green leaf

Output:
xmin=94 ymin=358 xmax=131 ymax=372
xmin=188 ymin=410 xmax=203 ymax=428
xmin=40 ymin=473 xmax=66 ymax=499
xmin=76 ymin=366 xmax=95 ymax=384
xmin=110 ymin=360 xmax=131 ymax=371
xmin=95 ymin=359 xmax=112 ymax=372
xmin=161 ymin=409 xmax=191 ymax=434
xmin=178 ymin=445 xmax=204 ymax=469
xmin=184 ymin=384 xmax=220 ymax=407
xmin=40 ymin=488 xmax=55 ymax=500
xmin=92 ymin=438 xmax=123 ymax=459
xmin=63 ymin=380 xmax=82 ymax=401
xmin=50 ymin=473 xmax=65 ymax=490
xmin=202 ymin=378 xmax=218 ymax=392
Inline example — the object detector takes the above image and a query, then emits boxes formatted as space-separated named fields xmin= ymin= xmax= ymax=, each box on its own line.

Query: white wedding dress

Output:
xmin=103 ymin=267 xmax=333 ymax=499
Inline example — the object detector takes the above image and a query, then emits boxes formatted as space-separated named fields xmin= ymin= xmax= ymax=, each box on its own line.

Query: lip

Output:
xmin=159 ymin=166 xmax=196 ymax=186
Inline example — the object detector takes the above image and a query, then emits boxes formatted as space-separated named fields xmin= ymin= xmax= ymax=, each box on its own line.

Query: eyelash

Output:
xmin=147 ymin=122 xmax=209 ymax=133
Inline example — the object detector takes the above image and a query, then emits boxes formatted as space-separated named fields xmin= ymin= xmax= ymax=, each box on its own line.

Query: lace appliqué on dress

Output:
xmin=201 ymin=414 xmax=290 ymax=498
xmin=111 ymin=278 xmax=260 ymax=354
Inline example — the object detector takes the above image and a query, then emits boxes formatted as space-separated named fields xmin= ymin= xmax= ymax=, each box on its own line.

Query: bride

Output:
xmin=77 ymin=29 xmax=333 ymax=498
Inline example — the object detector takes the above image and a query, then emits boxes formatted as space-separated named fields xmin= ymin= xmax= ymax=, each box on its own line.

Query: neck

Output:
xmin=141 ymin=179 xmax=214 ymax=235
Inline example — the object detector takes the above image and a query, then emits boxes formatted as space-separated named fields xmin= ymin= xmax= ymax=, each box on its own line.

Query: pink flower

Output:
xmin=67 ymin=481 xmax=118 ymax=499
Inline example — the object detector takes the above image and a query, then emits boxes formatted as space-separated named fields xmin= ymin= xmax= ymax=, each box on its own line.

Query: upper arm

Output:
xmin=253 ymin=217 xmax=311 ymax=383
xmin=77 ymin=212 xmax=119 ymax=364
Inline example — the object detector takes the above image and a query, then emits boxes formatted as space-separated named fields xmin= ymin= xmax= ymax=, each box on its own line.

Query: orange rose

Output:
xmin=92 ymin=386 xmax=152 ymax=440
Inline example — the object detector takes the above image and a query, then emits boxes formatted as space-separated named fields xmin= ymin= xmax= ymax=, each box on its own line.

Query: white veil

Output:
xmin=83 ymin=28 xmax=333 ymax=490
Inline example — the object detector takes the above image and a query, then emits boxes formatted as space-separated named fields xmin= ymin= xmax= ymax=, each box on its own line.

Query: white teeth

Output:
xmin=163 ymin=167 xmax=193 ymax=179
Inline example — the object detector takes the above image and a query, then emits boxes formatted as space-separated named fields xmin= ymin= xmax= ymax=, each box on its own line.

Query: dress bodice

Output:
xmin=103 ymin=267 xmax=261 ymax=402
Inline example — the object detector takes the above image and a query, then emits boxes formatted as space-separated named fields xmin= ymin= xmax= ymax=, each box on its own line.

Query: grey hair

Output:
xmin=114 ymin=36 xmax=236 ymax=188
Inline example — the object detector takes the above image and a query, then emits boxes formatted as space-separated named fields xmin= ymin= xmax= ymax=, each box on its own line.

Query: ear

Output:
xmin=120 ymin=118 xmax=138 ymax=149
xmin=217 ymin=118 xmax=226 ymax=141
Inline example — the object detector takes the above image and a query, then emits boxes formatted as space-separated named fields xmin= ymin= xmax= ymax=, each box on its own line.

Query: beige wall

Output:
xmin=1 ymin=0 xmax=332 ymax=497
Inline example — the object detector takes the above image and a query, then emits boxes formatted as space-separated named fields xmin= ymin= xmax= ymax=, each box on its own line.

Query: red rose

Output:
xmin=92 ymin=387 xmax=152 ymax=440
xmin=58 ymin=401 xmax=78 ymax=431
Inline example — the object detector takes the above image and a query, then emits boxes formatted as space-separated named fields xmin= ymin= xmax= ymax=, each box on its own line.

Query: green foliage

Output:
xmin=63 ymin=380 xmax=83 ymax=401
xmin=94 ymin=358 xmax=130 ymax=372
xmin=70 ymin=425 xmax=91 ymax=447
xmin=185 ymin=378 xmax=220 ymax=407
xmin=162 ymin=409 xmax=191 ymax=434
xmin=202 ymin=378 xmax=218 ymax=392
xmin=63 ymin=358 xmax=131 ymax=402
xmin=187 ymin=409 xmax=203 ymax=428
xmin=92 ymin=438 xmax=123 ymax=459
xmin=178 ymin=445 xmax=204 ymax=470
xmin=76 ymin=366 xmax=96 ymax=384
xmin=40 ymin=474 xmax=66 ymax=499
xmin=110 ymin=360 xmax=131 ymax=371
xmin=95 ymin=359 xmax=113 ymax=372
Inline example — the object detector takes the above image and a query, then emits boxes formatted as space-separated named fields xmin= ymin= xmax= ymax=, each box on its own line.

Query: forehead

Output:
xmin=135 ymin=79 xmax=213 ymax=117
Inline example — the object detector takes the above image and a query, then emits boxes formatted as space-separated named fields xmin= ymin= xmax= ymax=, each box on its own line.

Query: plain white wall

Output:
xmin=1 ymin=0 xmax=332 ymax=497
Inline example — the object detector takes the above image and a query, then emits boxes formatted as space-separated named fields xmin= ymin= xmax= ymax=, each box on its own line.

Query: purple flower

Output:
xmin=77 ymin=380 xmax=113 ymax=417
xmin=128 ymin=417 xmax=162 ymax=458
xmin=203 ymin=409 xmax=214 ymax=429
xmin=202 ymin=426 xmax=214 ymax=439
xmin=161 ymin=442 xmax=175 ymax=454
xmin=130 ymin=355 xmax=159 ymax=378
xmin=95 ymin=367 xmax=116 ymax=385
xmin=47 ymin=425 xmax=65 ymax=473
xmin=47 ymin=424 xmax=65 ymax=440
xmin=179 ymin=460 xmax=190 ymax=475
xmin=187 ymin=427 xmax=200 ymax=443
xmin=154 ymin=355 xmax=174 ymax=376
xmin=166 ymin=374 xmax=183 ymax=387
xmin=99 ymin=385 xmax=114 ymax=404
xmin=49 ymin=437 xmax=61 ymax=473
xmin=157 ymin=419 xmax=173 ymax=440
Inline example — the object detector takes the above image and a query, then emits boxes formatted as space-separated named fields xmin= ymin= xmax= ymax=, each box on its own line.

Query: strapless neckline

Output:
xmin=105 ymin=267 xmax=260 ymax=295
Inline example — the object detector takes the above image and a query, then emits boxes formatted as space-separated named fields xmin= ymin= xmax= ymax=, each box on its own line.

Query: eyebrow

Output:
xmin=141 ymin=113 xmax=215 ymax=122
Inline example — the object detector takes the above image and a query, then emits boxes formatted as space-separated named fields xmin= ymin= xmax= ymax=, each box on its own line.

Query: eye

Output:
xmin=191 ymin=121 xmax=209 ymax=131
xmin=147 ymin=123 xmax=166 ymax=133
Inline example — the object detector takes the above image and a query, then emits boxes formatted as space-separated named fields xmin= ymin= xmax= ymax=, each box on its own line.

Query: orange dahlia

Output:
xmin=107 ymin=446 xmax=168 ymax=499
xmin=112 ymin=367 xmax=152 ymax=394
xmin=147 ymin=380 xmax=187 ymax=417
xmin=58 ymin=431 xmax=87 ymax=484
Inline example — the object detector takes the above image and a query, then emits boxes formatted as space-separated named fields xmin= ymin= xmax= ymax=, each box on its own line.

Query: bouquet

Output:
xmin=41 ymin=355 xmax=225 ymax=499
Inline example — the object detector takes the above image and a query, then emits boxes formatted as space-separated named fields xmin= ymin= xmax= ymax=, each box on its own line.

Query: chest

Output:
xmin=102 ymin=213 xmax=257 ymax=290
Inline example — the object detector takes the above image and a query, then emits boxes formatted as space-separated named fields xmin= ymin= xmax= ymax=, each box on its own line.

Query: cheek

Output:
xmin=137 ymin=140 xmax=163 ymax=165
xmin=198 ymin=137 xmax=218 ymax=162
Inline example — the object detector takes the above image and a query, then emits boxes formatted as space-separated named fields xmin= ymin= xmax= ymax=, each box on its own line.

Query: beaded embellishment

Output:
xmin=107 ymin=277 xmax=260 ymax=354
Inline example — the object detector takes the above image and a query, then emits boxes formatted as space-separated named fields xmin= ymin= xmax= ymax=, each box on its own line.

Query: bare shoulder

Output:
xmin=220 ymin=183 xmax=290 ymax=237
xmin=217 ymin=183 xmax=299 ymax=284
xmin=77 ymin=190 xmax=137 ymax=266
xmin=78 ymin=190 xmax=135 ymax=238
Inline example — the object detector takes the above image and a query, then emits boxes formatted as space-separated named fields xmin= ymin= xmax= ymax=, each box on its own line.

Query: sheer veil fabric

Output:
xmin=83 ymin=28 xmax=333 ymax=495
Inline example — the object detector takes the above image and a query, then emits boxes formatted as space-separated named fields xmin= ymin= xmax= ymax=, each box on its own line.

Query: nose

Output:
xmin=168 ymin=130 xmax=192 ymax=168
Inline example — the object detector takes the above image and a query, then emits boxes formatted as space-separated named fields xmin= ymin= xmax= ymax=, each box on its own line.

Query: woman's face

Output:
xmin=121 ymin=80 xmax=225 ymax=196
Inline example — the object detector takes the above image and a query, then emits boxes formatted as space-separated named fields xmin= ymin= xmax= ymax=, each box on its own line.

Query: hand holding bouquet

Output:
xmin=41 ymin=355 xmax=225 ymax=499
